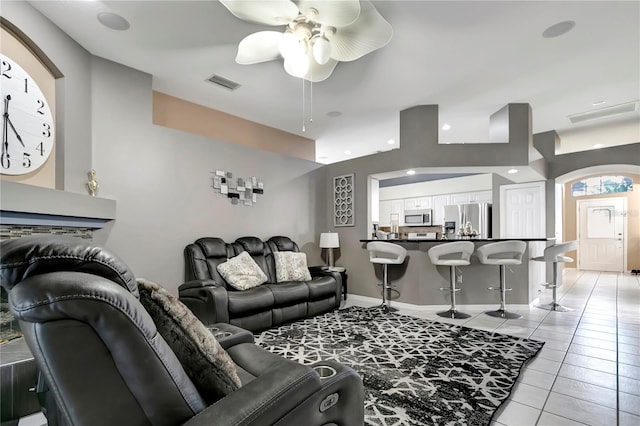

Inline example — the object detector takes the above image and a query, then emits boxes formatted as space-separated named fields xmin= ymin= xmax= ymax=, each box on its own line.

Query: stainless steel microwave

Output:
xmin=404 ymin=209 xmax=432 ymax=226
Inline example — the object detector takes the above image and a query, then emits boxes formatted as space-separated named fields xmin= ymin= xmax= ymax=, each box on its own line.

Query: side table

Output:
xmin=328 ymin=267 xmax=348 ymax=301
xmin=0 ymin=338 xmax=41 ymax=423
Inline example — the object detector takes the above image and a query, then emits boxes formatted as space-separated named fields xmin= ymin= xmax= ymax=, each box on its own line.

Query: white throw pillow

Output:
xmin=217 ymin=251 xmax=268 ymax=290
xmin=273 ymin=251 xmax=312 ymax=282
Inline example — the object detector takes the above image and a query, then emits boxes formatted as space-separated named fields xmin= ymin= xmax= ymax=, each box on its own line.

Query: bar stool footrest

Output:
xmin=378 ymin=283 xmax=399 ymax=289
xmin=439 ymin=287 xmax=462 ymax=293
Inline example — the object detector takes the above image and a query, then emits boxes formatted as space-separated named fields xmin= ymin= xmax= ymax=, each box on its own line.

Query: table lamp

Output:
xmin=319 ymin=232 xmax=340 ymax=267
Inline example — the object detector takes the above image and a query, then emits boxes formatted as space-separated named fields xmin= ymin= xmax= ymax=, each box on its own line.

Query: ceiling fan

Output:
xmin=220 ymin=0 xmax=393 ymax=82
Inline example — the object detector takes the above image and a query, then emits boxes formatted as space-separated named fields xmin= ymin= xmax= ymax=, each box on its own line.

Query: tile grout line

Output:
xmin=615 ymin=273 xmax=620 ymax=426
xmin=531 ymin=269 xmax=605 ymax=426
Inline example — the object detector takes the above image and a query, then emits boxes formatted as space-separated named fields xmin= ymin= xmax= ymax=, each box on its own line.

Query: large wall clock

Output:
xmin=1 ymin=53 xmax=55 ymax=175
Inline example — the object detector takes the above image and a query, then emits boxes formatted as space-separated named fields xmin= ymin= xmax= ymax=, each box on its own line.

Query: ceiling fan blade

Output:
xmin=236 ymin=31 xmax=283 ymax=64
xmin=329 ymin=0 xmax=392 ymax=62
xmin=220 ymin=0 xmax=299 ymax=26
xmin=294 ymin=0 xmax=360 ymax=27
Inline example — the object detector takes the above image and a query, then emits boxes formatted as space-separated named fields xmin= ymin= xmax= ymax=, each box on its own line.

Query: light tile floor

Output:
xmin=344 ymin=269 xmax=640 ymax=426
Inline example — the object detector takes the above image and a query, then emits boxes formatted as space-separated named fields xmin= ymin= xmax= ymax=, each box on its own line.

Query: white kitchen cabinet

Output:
xmin=472 ymin=190 xmax=493 ymax=203
xmin=404 ymin=197 xmax=431 ymax=211
xmin=378 ymin=200 xmax=404 ymax=226
xmin=378 ymin=200 xmax=392 ymax=226
xmin=383 ymin=191 xmax=491 ymax=226
xmin=451 ymin=192 xmax=472 ymax=205
xmin=451 ymin=190 xmax=493 ymax=205
xmin=431 ymin=194 xmax=451 ymax=225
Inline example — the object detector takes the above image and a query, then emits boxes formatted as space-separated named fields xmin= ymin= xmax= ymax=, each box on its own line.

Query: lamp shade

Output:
xmin=319 ymin=232 xmax=339 ymax=248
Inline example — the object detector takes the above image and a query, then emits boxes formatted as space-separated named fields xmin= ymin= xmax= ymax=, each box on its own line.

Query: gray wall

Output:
xmin=90 ymin=57 xmax=327 ymax=290
xmin=3 ymin=3 xmax=327 ymax=294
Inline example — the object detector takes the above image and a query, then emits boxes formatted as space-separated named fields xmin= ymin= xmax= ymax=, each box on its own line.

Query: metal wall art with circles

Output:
xmin=333 ymin=173 xmax=354 ymax=227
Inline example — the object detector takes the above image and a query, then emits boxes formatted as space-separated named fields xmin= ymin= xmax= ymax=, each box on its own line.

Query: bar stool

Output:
xmin=532 ymin=241 xmax=578 ymax=312
xmin=476 ymin=241 xmax=527 ymax=319
xmin=366 ymin=241 xmax=407 ymax=312
xmin=427 ymin=241 xmax=475 ymax=319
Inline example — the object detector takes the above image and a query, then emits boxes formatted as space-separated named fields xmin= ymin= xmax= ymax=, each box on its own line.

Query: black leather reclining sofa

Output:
xmin=0 ymin=236 xmax=364 ymax=426
xmin=179 ymin=236 xmax=342 ymax=332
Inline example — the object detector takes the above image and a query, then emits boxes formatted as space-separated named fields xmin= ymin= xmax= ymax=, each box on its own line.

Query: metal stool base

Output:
xmin=437 ymin=309 xmax=471 ymax=319
xmin=379 ymin=303 xmax=398 ymax=313
xmin=536 ymin=302 xmax=573 ymax=312
xmin=485 ymin=309 xmax=522 ymax=319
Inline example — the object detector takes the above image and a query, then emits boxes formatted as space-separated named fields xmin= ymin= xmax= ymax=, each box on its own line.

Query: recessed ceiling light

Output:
xmin=327 ymin=111 xmax=342 ymax=118
xmin=318 ymin=155 xmax=328 ymax=160
xmin=97 ymin=12 xmax=130 ymax=31
xmin=441 ymin=123 xmax=451 ymax=131
xmin=593 ymin=143 xmax=604 ymax=148
xmin=344 ymin=150 xmax=351 ymax=155
xmin=592 ymin=100 xmax=606 ymax=106
xmin=542 ymin=20 xmax=575 ymax=38
xmin=387 ymin=139 xmax=395 ymax=145
xmin=507 ymin=169 xmax=519 ymax=174
xmin=406 ymin=170 xmax=416 ymax=175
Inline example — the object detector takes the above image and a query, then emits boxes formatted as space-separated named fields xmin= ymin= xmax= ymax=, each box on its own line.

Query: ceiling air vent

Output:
xmin=568 ymin=101 xmax=638 ymax=124
xmin=206 ymin=74 xmax=241 ymax=91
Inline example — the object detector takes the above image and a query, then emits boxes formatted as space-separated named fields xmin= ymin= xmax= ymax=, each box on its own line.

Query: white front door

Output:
xmin=577 ymin=197 xmax=626 ymax=272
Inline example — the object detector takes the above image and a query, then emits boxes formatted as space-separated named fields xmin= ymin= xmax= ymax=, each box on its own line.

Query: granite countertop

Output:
xmin=360 ymin=237 xmax=550 ymax=243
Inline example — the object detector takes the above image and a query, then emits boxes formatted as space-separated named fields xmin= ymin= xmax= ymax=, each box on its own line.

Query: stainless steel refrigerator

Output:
xmin=443 ymin=203 xmax=492 ymax=238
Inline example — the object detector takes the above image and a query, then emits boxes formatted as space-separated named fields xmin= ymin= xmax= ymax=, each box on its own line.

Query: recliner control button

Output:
xmin=319 ymin=393 xmax=339 ymax=412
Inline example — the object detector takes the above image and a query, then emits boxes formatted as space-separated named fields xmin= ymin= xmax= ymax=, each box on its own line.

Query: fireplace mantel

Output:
xmin=0 ymin=181 xmax=116 ymax=228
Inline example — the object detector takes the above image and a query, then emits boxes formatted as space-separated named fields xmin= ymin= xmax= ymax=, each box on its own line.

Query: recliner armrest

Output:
xmin=308 ymin=267 xmax=342 ymax=296
xmin=178 ymin=279 xmax=221 ymax=291
xmin=182 ymin=361 xmax=321 ymax=426
xmin=207 ymin=323 xmax=255 ymax=349
xmin=178 ymin=280 xmax=229 ymax=325
xmin=307 ymin=265 xmax=329 ymax=274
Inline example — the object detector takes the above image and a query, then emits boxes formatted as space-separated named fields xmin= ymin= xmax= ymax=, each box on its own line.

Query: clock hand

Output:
xmin=3 ymin=95 xmax=25 ymax=148
xmin=2 ymin=96 xmax=8 ymax=156
xmin=7 ymin=117 xmax=25 ymax=147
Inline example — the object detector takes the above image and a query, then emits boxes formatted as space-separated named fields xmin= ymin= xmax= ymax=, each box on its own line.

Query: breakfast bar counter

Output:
xmin=360 ymin=238 xmax=549 ymax=306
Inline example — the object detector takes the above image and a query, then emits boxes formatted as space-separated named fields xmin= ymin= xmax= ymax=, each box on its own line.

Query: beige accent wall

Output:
xmin=563 ymin=173 xmax=639 ymax=270
xmin=0 ymin=27 xmax=56 ymax=189
xmin=152 ymin=91 xmax=315 ymax=161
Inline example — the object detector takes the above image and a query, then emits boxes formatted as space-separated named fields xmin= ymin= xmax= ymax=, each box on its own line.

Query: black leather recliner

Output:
xmin=180 ymin=236 xmax=342 ymax=332
xmin=0 ymin=236 xmax=364 ymax=426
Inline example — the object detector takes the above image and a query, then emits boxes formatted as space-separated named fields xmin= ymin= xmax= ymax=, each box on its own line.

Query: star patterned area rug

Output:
xmin=254 ymin=306 xmax=544 ymax=425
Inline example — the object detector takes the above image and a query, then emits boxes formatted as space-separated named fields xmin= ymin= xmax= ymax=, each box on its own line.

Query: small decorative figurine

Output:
xmin=87 ymin=169 xmax=99 ymax=196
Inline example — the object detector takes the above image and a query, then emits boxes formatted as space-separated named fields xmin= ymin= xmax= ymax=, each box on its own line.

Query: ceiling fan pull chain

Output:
xmin=309 ymin=75 xmax=313 ymax=123
xmin=301 ymin=77 xmax=306 ymax=132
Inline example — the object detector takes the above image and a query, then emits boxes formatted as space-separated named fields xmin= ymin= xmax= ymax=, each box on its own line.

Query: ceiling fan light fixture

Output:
xmin=284 ymin=54 xmax=310 ymax=78
xmin=312 ymin=36 xmax=331 ymax=65
xmin=279 ymin=31 xmax=307 ymax=60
